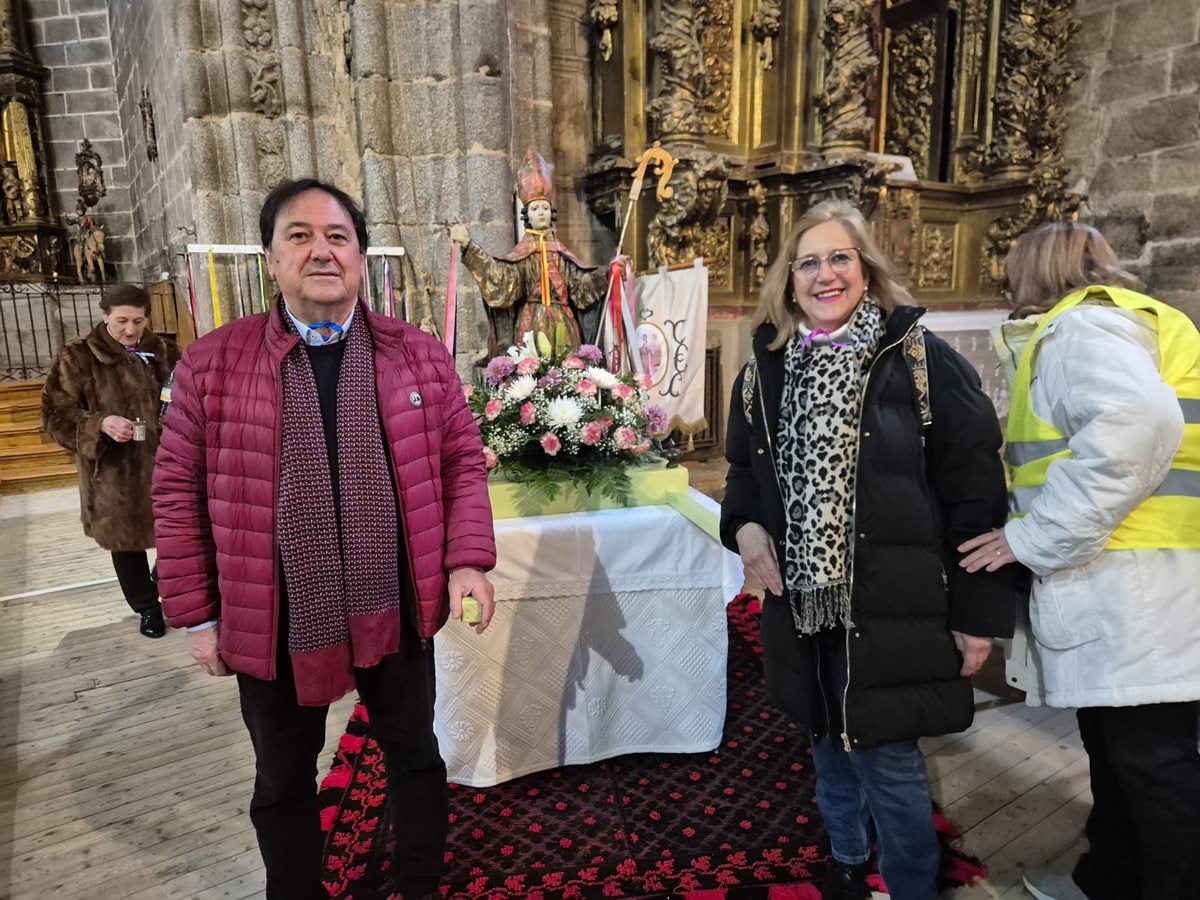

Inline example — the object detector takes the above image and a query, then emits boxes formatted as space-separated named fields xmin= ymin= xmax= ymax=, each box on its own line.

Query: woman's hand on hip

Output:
xmin=951 ymin=630 xmax=993 ymax=677
xmin=735 ymin=522 xmax=784 ymax=596
xmin=958 ymin=528 xmax=1018 ymax=573
xmin=101 ymin=415 xmax=134 ymax=442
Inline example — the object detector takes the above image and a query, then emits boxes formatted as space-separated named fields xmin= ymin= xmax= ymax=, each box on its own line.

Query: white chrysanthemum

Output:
xmin=583 ymin=366 xmax=619 ymax=389
xmin=505 ymin=374 xmax=537 ymax=402
xmin=545 ymin=396 xmax=584 ymax=429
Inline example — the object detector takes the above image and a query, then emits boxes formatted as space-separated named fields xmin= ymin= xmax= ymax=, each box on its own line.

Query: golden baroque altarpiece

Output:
xmin=583 ymin=0 xmax=1083 ymax=308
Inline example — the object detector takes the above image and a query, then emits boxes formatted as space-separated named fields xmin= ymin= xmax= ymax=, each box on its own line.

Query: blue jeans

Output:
xmin=811 ymin=737 xmax=939 ymax=900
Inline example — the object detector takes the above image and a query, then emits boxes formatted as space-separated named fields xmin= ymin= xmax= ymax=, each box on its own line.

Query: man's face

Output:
xmin=526 ymin=199 xmax=553 ymax=231
xmin=265 ymin=189 xmax=363 ymax=313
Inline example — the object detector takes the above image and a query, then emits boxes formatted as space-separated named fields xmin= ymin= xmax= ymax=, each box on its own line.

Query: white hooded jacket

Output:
xmin=1000 ymin=302 xmax=1200 ymax=708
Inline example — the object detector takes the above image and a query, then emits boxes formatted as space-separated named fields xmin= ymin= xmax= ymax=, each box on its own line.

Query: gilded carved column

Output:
xmin=981 ymin=0 xmax=1081 ymax=284
xmin=647 ymin=0 xmax=707 ymax=144
xmin=817 ymin=0 xmax=880 ymax=156
xmin=645 ymin=0 xmax=731 ymax=271
xmin=951 ymin=0 xmax=990 ymax=182
xmin=883 ymin=20 xmax=936 ymax=180
xmin=987 ymin=0 xmax=1039 ymax=176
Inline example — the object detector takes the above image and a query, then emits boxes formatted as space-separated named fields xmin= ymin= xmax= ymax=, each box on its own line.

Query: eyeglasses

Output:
xmin=790 ymin=247 xmax=861 ymax=280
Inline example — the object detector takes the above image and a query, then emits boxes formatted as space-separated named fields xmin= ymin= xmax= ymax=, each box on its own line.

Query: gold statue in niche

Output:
xmin=1 ymin=99 xmax=38 ymax=222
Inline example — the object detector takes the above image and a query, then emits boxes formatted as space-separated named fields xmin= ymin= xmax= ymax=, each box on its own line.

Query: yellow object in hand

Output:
xmin=460 ymin=594 xmax=482 ymax=625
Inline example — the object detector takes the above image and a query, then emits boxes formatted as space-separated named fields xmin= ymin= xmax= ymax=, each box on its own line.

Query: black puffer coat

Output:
xmin=720 ymin=307 xmax=1022 ymax=749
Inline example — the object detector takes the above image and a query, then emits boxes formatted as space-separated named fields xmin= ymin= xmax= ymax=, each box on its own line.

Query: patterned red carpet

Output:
xmin=318 ymin=595 xmax=986 ymax=898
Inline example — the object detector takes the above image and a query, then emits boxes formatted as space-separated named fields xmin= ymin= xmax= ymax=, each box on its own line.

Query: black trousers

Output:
xmin=110 ymin=550 xmax=160 ymax=615
xmin=1072 ymin=701 xmax=1200 ymax=900
xmin=237 ymin=628 xmax=448 ymax=900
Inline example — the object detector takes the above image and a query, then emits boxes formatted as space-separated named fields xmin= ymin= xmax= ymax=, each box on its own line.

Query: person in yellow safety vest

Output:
xmin=959 ymin=221 xmax=1200 ymax=900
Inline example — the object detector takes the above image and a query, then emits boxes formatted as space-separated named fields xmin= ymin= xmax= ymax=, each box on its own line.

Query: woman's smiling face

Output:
xmin=791 ymin=220 xmax=868 ymax=332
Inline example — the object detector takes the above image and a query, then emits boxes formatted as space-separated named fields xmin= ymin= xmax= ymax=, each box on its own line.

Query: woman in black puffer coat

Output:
xmin=720 ymin=200 xmax=1023 ymax=900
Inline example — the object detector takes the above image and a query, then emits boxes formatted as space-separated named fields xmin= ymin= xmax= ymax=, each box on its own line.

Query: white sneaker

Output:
xmin=1021 ymin=871 xmax=1090 ymax=900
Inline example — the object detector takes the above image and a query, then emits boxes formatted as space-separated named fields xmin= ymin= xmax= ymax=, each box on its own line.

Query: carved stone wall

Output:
xmin=1065 ymin=0 xmax=1200 ymax=320
xmin=28 ymin=0 xmax=135 ymax=280
xmin=108 ymin=0 xmax=193 ymax=281
xmin=95 ymin=0 xmax=557 ymax=354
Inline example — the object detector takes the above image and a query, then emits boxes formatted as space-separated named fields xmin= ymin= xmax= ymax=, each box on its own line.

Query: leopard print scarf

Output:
xmin=776 ymin=299 xmax=885 ymax=635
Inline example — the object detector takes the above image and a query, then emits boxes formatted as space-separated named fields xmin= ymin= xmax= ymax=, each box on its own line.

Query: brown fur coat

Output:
xmin=42 ymin=323 xmax=179 ymax=552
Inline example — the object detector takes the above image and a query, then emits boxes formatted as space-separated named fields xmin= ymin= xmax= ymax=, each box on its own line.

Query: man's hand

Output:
xmin=448 ymin=567 xmax=495 ymax=634
xmin=101 ymin=415 xmax=134 ymax=442
xmin=188 ymin=626 xmax=229 ymax=676
xmin=448 ymin=223 xmax=470 ymax=247
xmin=734 ymin=522 xmax=783 ymax=596
xmin=958 ymin=528 xmax=1018 ymax=573
xmin=952 ymin=630 xmax=993 ymax=677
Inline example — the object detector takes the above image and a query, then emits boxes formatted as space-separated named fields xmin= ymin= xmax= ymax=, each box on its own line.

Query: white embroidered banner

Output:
xmin=632 ymin=258 xmax=708 ymax=435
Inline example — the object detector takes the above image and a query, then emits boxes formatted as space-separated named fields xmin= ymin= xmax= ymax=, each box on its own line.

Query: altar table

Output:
xmin=433 ymin=490 xmax=743 ymax=787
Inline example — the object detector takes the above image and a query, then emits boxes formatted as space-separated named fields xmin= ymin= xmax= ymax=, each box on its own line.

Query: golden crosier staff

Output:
xmin=615 ymin=142 xmax=676 ymax=254
xmin=601 ymin=142 xmax=677 ymax=371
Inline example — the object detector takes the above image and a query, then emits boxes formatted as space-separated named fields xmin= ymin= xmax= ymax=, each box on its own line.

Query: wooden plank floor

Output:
xmin=0 ymin=485 xmax=1085 ymax=899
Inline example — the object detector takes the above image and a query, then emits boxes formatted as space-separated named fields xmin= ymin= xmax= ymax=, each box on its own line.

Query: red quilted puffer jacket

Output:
xmin=152 ymin=302 xmax=496 ymax=681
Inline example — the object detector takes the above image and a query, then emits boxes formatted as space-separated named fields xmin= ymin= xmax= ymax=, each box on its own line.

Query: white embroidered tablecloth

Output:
xmin=433 ymin=490 xmax=742 ymax=787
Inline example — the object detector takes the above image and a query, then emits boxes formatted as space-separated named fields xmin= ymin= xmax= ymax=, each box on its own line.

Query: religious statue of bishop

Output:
xmin=449 ymin=149 xmax=609 ymax=358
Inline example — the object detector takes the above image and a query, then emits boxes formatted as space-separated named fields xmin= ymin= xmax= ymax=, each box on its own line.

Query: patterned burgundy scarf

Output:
xmin=277 ymin=301 xmax=401 ymax=706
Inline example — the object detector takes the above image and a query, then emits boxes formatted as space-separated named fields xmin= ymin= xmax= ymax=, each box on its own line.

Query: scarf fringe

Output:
xmin=787 ymin=581 xmax=854 ymax=635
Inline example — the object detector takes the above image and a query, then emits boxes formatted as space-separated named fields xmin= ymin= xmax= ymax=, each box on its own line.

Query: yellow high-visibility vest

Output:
xmin=1006 ymin=284 xmax=1200 ymax=549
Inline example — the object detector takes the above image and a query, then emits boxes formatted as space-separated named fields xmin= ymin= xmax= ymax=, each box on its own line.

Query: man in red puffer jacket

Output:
xmin=153 ymin=178 xmax=496 ymax=900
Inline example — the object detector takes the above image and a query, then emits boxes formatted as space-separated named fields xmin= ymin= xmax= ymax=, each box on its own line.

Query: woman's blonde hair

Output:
xmin=752 ymin=199 xmax=912 ymax=350
xmin=1004 ymin=221 xmax=1142 ymax=316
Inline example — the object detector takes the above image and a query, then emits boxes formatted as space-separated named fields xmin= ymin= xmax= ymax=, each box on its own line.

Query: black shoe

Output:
xmin=822 ymin=860 xmax=869 ymax=900
xmin=139 ymin=608 xmax=166 ymax=638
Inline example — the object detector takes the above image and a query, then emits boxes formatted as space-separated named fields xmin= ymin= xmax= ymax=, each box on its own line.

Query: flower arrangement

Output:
xmin=466 ymin=332 xmax=670 ymax=504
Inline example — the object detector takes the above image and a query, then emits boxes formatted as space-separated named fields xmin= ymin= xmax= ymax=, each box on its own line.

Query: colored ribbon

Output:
xmin=206 ymin=248 xmax=223 ymax=328
xmin=443 ymin=242 xmax=458 ymax=355
xmin=185 ymin=253 xmax=201 ymax=336
xmin=607 ymin=258 xmax=624 ymax=372
xmin=232 ymin=257 xmax=246 ymax=319
xmin=528 ymin=228 xmax=553 ymax=311
xmin=383 ymin=256 xmax=394 ymax=318
xmin=255 ymin=254 xmax=268 ymax=312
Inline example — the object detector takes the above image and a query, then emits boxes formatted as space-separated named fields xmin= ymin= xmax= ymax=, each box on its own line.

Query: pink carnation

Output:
xmin=562 ymin=356 xmax=585 ymax=370
xmin=576 ymin=379 xmax=597 ymax=398
xmin=462 ymin=384 xmax=475 ymax=399
xmin=482 ymin=446 xmax=499 ymax=469
xmin=484 ymin=399 xmax=503 ymax=421
xmin=520 ymin=402 xmax=537 ymax=425
xmin=516 ymin=357 xmax=541 ymax=376
xmin=540 ymin=432 xmax=562 ymax=456
xmin=595 ymin=416 xmax=613 ymax=433
xmin=612 ymin=384 xmax=634 ymax=401
xmin=580 ymin=421 xmax=604 ymax=446
xmin=614 ymin=426 xmax=638 ymax=450
xmin=633 ymin=439 xmax=651 ymax=455
xmin=634 ymin=372 xmax=654 ymax=389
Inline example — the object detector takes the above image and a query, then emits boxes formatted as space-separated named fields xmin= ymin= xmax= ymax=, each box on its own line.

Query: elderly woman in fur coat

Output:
xmin=42 ymin=284 xmax=179 ymax=637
